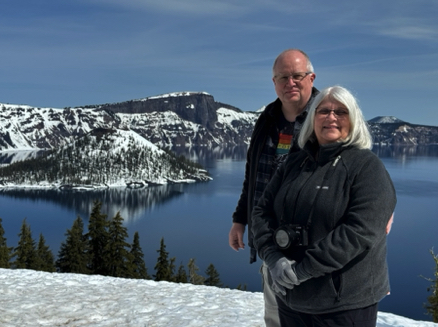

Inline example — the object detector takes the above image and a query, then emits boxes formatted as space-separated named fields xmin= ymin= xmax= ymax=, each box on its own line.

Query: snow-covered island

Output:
xmin=0 ymin=129 xmax=211 ymax=190
xmin=0 ymin=268 xmax=437 ymax=327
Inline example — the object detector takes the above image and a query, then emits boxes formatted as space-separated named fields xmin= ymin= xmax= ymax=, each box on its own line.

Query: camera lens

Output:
xmin=275 ymin=229 xmax=290 ymax=248
xmin=274 ymin=226 xmax=302 ymax=249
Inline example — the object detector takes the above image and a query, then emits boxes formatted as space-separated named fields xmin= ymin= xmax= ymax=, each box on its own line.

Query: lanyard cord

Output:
xmin=304 ymin=155 xmax=341 ymax=229
xmin=279 ymin=155 xmax=342 ymax=228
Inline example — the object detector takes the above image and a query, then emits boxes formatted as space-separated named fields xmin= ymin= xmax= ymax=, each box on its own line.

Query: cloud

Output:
xmin=86 ymin=0 xmax=331 ymax=18
xmin=87 ymin=0 xmax=247 ymax=16
xmin=367 ymin=17 xmax=438 ymax=41
xmin=378 ymin=24 xmax=438 ymax=41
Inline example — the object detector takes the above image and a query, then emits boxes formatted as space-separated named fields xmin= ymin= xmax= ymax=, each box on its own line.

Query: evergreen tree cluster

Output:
xmin=0 ymin=217 xmax=55 ymax=272
xmin=0 ymin=201 xmax=149 ymax=279
xmin=0 ymin=201 xmax=234 ymax=289
xmin=0 ymin=131 xmax=208 ymax=187
xmin=152 ymin=237 xmax=224 ymax=287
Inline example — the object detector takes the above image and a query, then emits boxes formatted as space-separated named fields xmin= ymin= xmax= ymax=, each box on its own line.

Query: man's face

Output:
xmin=272 ymin=51 xmax=315 ymax=110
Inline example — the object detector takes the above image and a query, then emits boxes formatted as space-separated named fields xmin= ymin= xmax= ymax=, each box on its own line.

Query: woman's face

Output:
xmin=314 ymin=98 xmax=350 ymax=145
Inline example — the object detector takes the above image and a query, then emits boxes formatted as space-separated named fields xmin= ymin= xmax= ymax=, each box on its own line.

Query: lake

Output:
xmin=0 ymin=145 xmax=437 ymax=322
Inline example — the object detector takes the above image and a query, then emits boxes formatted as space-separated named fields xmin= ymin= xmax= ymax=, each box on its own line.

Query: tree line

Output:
xmin=0 ymin=200 xmax=246 ymax=290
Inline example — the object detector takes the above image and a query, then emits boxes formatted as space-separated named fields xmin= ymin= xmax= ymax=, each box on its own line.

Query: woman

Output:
xmin=251 ymin=86 xmax=396 ymax=327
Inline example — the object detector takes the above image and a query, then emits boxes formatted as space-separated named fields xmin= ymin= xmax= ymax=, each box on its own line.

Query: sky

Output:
xmin=1 ymin=268 xmax=438 ymax=327
xmin=1 ymin=0 xmax=437 ymax=126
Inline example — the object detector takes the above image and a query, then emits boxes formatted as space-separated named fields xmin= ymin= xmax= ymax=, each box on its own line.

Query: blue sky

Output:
xmin=1 ymin=0 xmax=437 ymax=125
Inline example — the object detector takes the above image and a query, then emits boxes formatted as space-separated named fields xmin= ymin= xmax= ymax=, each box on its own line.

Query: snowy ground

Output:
xmin=0 ymin=269 xmax=437 ymax=327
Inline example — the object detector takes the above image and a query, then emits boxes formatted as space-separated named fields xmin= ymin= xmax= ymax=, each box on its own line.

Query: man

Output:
xmin=228 ymin=49 xmax=318 ymax=327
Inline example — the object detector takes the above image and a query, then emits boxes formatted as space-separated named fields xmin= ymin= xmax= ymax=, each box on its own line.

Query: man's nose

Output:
xmin=285 ymin=76 xmax=297 ymax=86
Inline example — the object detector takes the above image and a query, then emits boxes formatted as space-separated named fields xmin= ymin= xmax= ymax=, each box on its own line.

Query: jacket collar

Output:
xmin=304 ymin=140 xmax=345 ymax=164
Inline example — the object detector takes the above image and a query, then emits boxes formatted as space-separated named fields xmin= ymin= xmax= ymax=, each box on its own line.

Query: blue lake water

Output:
xmin=0 ymin=146 xmax=437 ymax=321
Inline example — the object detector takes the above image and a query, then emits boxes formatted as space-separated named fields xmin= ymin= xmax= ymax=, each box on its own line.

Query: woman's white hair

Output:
xmin=298 ymin=85 xmax=373 ymax=150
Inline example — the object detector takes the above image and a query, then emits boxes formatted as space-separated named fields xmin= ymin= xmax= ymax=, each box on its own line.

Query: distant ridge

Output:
xmin=368 ymin=116 xmax=405 ymax=124
xmin=1 ymin=95 xmax=437 ymax=151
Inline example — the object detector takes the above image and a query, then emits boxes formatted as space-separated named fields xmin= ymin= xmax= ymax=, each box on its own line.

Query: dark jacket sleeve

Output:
xmin=232 ymin=108 xmax=269 ymax=226
xmin=231 ymin=147 xmax=252 ymax=225
xmin=295 ymin=153 xmax=396 ymax=279
xmin=250 ymin=157 xmax=288 ymax=268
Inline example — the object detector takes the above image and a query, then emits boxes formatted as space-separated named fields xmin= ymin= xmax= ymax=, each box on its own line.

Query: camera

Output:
xmin=273 ymin=224 xmax=309 ymax=250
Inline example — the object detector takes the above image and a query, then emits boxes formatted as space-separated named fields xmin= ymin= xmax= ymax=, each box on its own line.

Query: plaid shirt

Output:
xmin=253 ymin=110 xmax=309 ymax=207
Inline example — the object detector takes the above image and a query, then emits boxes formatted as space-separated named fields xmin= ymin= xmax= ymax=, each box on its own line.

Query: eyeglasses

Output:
xmin=316 ymin=108 xmax=349 ymax=118
xmin=274 ymin=72 xmax=312 ymax=84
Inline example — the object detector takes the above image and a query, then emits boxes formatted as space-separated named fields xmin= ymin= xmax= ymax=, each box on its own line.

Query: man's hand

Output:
xmin=386 ymin=213 xmax=394 ymax=234
xmin=229 ymin=223 xmax=245 ymax=251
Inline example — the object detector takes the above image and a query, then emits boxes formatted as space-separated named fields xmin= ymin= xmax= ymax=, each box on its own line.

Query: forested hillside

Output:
xmin=0 ymin=128 xmax=210 ymax=189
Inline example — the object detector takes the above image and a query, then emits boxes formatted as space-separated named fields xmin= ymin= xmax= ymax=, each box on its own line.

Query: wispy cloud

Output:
xmin=375 ymin=22 xmax=438 ymax=41
xmin=89 ymin=0 xmax=247 ymax=16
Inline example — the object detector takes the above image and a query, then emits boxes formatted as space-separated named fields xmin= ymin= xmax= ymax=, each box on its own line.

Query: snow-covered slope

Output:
xmin=0 ymin=268 xmax=436 ymax=327
xmin=0 ymin=104 xmax=119 ymax=151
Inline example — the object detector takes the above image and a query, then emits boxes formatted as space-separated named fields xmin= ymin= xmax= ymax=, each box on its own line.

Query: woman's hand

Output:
xmin=269 ymin=257 xmax=299 ymax=295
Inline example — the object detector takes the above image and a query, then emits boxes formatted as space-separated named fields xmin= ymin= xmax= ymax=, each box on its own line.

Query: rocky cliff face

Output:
xmin=0 ymin=92 xmax=258 ymax=151
xmin=98 ymin=92 xmax=224 ymax=130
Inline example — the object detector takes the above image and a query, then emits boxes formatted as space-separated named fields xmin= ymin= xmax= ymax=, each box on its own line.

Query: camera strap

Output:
xmin=304 ymin=155 xmax=342 ymax=229
xmin=279 ymin=154 xmax=342 ymax=229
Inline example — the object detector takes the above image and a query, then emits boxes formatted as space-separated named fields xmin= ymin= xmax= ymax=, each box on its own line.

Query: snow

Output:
xmin=216 ymin=107 xmax=259 ymax=126
xmin=142 ymin=91 xmax=210 ymax=101
xmin=368 ymin=116 xmax=405 ymax=124
xmin=0 ymin=269 xmax=436 ymax=327
xmin=0 ymin=104 xmax=117 ymax=151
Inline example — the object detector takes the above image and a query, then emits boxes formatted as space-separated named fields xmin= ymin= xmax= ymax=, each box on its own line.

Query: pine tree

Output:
xmin=204 ymin=263 xmax=222 ymax=287
xmin=56 ymin=216 xmax=90 ymax=274
xmin=129 ymin=231 xmax=150 ymax=279
xmin=187 ymin=258 xmax=205 ymax=285
xmin=36 ymin=234 xmax=56 ymax=272
xmin=87 ymin=200 xmax=110 ymax=275
xmin=169 ymin=257 xmax=176 ymax=282
xmin=425 ymin=249 xmax=438 ymax=322
xmin=106 ymin=211 xmax=133 ymax=278
xmin=154 ymin=237 xmax=171 ymax=281
xmin=12 ymin=219 xmax=38 ymax=269
xmin=236 ymin=283 xmax=247 ymax=291
xmin=0 ymin=218 xmax=12 ymax=268
xmin=174 ymin=261 xmax=188 ymax=283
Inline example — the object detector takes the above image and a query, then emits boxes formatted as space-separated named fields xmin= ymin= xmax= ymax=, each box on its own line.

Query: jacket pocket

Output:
xmin=331 ymin=271 xmax=343 ymax=302
xmin=283 ymin=274 xmax=340 ymax=312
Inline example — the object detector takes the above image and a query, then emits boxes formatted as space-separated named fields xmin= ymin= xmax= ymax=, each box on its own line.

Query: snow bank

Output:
xmin=0 ymin=269 xmax=436 ymax=327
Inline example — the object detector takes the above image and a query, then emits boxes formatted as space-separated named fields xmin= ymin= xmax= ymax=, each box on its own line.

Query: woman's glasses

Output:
xmin=316 ymin=108 xmax=349 ymax=118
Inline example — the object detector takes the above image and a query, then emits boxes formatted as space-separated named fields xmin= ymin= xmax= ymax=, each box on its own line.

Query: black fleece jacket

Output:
xmin=251 ymin=141 xmax=397 ymax=314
